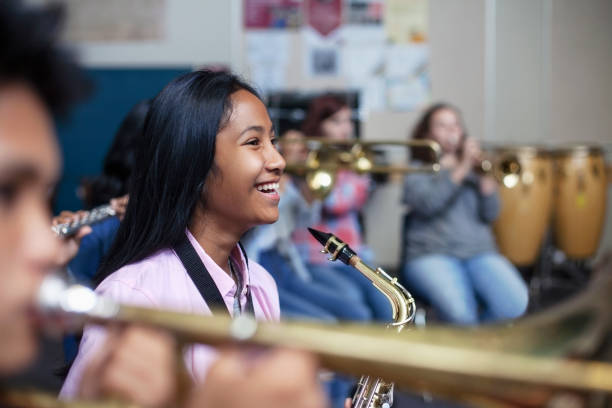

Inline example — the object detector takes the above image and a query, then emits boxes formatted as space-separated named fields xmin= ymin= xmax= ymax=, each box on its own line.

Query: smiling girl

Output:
xmin=61 ymin=70 xmax=296 ymax=395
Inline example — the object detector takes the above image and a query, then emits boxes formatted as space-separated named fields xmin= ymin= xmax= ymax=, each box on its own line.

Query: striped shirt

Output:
xmin=292 ymin=170 xmax=371 ymax=264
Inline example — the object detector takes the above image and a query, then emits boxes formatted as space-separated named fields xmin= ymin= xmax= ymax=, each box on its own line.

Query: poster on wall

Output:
xmin=305 ymin=0 xmax=343 ymax=36
xmin=57 ymin=0 xmax=166 ymax=42
xmin=385 ymin=0 xmax=428 ymax=44
xmin=245 ymin=31 xmax=291 ymax=93
xmin=346 ymin=0 xmax=383 ymax=25
xmin=244 ymin=0 xmax=430 ymax=112
xmin=303 ymin=27 xmax=342 ymax=78
xmin=244 ymin=0 xmax=303 ymax=29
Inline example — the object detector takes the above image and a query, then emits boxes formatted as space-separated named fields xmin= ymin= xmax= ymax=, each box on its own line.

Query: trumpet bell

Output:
xmin=305 ymin=169 xmax=336 ymax=199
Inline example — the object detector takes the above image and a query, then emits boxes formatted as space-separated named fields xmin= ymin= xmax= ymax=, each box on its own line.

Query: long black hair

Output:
xmin=96 ymin=70 xmax=259 ymax=284
xmin=82 ymin=100 xmax=151 ymax=209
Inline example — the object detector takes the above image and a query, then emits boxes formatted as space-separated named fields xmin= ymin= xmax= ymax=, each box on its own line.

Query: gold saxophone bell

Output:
xmin=285 ymin=138 xmax=442 ymax=199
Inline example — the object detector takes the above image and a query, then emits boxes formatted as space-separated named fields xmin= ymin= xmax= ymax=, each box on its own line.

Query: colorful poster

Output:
xmin=246 ymin=30 xmax=291 ymax=92
xmin=385 ymin=0 xmax=428 ymax=44
xmin=244 ymin=0 xmax=302 ymax=29
xmin=306 ymin=0 xmax=342 ymax=37
xmin=304 ymin=27 xmax=341 ymax=77
xmin=346 ymin=0 xmax=384 ymax=25
xmin=59 ymin=0 xmax=165 ymax=42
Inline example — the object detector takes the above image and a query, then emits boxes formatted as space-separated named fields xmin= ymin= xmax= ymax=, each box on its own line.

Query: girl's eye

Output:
xmin=246 ymin=138 xmax=260 ymax=146
xmin=271 ymin=137 xmax=279 ymax=148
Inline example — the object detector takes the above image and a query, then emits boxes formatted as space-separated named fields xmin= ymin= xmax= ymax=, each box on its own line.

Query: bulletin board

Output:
xmin=243 ymin=0 xmax=430 ymax=114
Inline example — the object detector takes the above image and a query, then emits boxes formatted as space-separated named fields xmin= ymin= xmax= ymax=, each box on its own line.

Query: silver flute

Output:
xmin=52 ymin=204 xmax=116 ymax=238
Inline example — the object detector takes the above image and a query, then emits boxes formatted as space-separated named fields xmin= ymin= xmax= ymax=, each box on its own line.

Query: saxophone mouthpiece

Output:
xmin=307 ymin=227 xmax=356 ymax=264
xmin=307 ymin=227 xmax=332 ymax=246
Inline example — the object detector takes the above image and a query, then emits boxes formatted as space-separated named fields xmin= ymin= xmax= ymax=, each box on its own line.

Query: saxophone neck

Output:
xmin=307 ymin=227 xmax=417 ymax=326
xmin=352 ymin=259 xmax=416 ymax=327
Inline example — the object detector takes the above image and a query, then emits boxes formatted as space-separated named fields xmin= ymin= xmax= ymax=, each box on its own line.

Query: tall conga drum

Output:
xmin=552 ymin=145 xmax=607 ymax=259
xmin=493 ymin=147 xmax=554 ymax=266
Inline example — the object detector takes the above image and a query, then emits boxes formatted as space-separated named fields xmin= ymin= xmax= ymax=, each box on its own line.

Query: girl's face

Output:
xmin=320 ymin=107 xmax=353 ymax=140
xmin=204 ymin=90 xmax=285 ymax=231
xmin=428 ymin=108 xmax=464 ymax=154
xmin=280 ymin=130 xmax=307 ymax=163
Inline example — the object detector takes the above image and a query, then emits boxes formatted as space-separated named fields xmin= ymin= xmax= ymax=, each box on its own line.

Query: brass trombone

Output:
xmin=283 ymin=138 xmax=442 ymax=199
xmin=4 ymin=252 xmax=612 ymax=408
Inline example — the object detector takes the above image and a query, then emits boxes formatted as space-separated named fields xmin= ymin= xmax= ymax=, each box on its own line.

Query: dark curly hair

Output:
xmin=0 ymin=0 xmax=91 ymax=116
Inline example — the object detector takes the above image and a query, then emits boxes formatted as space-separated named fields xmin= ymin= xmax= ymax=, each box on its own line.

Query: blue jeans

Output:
xmin=308 ymin=263 xmax=393 ymax=322
xmin=402 ymin=252 xmax=528 ymax=325
xmin=259 ymin=250 xmax=372 ymax=321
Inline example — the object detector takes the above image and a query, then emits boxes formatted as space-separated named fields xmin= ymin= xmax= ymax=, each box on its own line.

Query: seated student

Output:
xmin=401 ymin=103 xmax=529 ymax=325
xmin=0 ymin=2 xmax=326 ymax=408
xmin=243 ymin=129 xmax=372 ymax=322
xmin=61 ymin=69 xmax=327 ymax=408
xmin=293 ymin=94 xmax=392 ymax=322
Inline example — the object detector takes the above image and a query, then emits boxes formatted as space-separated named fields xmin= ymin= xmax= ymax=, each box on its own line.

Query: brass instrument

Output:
xmin=285 ymin=139 xmax=442 ymax=199
xmin=477 ymin=152 xmax=522 ymax=188
xmin=307 ymin=227 xmax=416 ymax=408
xmin=4 ymin=257 xmax=612 ymax=408
xmin=52 ymin=204 xmax=116 ymax=238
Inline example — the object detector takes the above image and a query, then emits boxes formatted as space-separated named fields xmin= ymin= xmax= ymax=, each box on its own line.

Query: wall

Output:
xmin=76 ymin=0 xmax=234 ymax=67
xmin=548 ymin=0 xmax=612 ymax=259
xmin=70 ymin=0 xmax=612 ymax=267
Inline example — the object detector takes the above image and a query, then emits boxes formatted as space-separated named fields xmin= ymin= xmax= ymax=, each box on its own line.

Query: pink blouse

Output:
xmin=60 ymin=230 xmax=280 ymax=398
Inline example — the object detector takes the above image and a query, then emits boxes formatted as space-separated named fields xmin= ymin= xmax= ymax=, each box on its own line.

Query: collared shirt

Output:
xmin=60 ymin=230 xmax=280 ymax=399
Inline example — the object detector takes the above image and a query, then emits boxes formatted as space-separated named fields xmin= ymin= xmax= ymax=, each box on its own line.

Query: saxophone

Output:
xmin=307 ymin=228 xmax=416 ymax=408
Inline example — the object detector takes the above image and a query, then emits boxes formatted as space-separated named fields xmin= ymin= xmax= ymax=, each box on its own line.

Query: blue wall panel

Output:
xmin=54 ymin=68 xmax=189 ymax=212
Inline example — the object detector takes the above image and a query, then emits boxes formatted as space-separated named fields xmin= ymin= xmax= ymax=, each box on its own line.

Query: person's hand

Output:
xmin=110 ymin=195 xmax=129 ymax=221
xmin=78 ymin=326 xmax=177 ymax=408
xmin=187 ymin=348 xmax=328 ymax=408
xmin=461 ymin=136 xmax=481 ymax=167
xmin=51 ymin=211 xmax=92 ymax=267
xmin=479 ymin=175 xmax=498 ymax=195
xmin=439 ymin=153 xmax=459 ymax=169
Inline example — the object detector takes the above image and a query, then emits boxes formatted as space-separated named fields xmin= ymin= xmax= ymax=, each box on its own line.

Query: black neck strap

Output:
xmin=173 ymin=233 xmax=254 ymax=317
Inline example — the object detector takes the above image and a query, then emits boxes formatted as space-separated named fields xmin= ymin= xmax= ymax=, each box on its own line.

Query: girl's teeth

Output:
xmin=257 ymin=182 xmax=279 ymax=192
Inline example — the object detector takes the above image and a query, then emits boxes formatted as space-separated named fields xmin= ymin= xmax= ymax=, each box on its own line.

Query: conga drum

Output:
xmin=552 ymin=145 xmax=607 ymax=259
xmin=493 ymin=147 xmax=554 ymax=266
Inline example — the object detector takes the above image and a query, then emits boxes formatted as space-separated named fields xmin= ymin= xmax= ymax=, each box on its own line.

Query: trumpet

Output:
xmin=476 ymin=152 xmax=522 ymax=188
xmin=284 ymin=139 xmax=442 ymax=199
